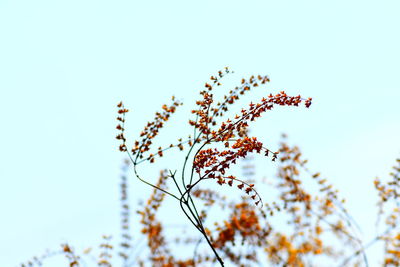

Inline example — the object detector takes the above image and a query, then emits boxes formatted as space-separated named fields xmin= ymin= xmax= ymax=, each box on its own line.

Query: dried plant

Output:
xmin=19 ymin=69 xmax=400 ymax=267
xmin=115 ymin=68 xmax=312 ymax=266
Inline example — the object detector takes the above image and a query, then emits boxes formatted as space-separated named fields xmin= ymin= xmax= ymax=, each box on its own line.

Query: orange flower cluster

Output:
xmin=374 ymin=158 xmax=400 ymax=266
xmin=138 ymin=171 xmax=169 ymax=255
xmin=61 ymin=244 xmax=80 ymax=267
xmin=98 ymin=235 xmax=113 ymax=267
xmin=212 ymin=202 xmax=264 ymax=249
xmin=133 ymin=99 xmax=181 ymax=157
xmin=384 ymin=233 xmax=400 ymax=266
xmin=270 ymin=139 xmax=368 ymax=266
xmin=193 ymin=137 xmax=263 ymax=174
xmin=191 ymin=89 xmax=312 ymax=146
xmin=137 ymin=171 xmax=199 ymax=267
xmin=375 ymin=159 xmax=400 ymax=204
xmin=115 ymin=97 xmax=182 ymax=163
xmin=192 ymin=137 xmax=269 ymax=205
xmin=189 ymin=67 xmax=232 ymax=136
xmin=115 ymin=102 xmax=129 ymax=152
xmin=265 ymin=233 xmax=323 ymax=267
xmin=210 ymin=74 xmax=270 ymax=119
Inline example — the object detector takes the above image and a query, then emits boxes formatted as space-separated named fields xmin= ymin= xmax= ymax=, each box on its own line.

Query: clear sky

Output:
xmin=1 ymin=0 xmax=399 ymax=266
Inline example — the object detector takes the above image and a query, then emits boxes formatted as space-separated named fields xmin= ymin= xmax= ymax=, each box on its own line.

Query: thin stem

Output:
xmin=338 ymin=228 xmax=392 ymax=267
xmin=130 ymin=157 xmax=180 ymax=201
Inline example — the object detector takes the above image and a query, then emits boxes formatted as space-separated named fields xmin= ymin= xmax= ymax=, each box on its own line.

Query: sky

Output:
xmin=0 ymin=0 xmax=400 ymax=266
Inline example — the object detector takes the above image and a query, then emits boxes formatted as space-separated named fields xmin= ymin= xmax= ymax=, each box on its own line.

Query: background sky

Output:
xmin=1 ymin=0 xmax=399 ymax=266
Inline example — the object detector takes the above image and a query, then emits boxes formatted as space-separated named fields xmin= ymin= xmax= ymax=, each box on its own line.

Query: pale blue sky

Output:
xmin=1 ymin=0 xmax=399 ymax=266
